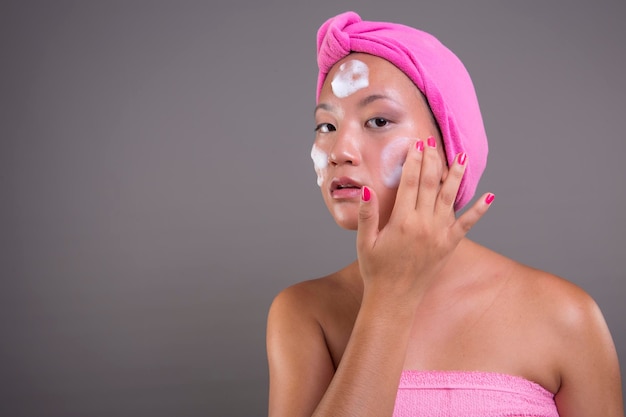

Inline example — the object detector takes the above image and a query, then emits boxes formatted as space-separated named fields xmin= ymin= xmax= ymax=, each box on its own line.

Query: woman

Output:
xmin=266 ymin=11 xmax=623 ymax=417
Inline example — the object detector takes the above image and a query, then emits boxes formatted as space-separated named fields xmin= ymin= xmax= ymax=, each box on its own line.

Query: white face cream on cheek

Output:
xmin=380 ymin=137 xmax=412 ymax=188
xmin=310 ymin=144 xmax=329 ymax=187
xmin=331 ymin=59 xmax=369 ymax=98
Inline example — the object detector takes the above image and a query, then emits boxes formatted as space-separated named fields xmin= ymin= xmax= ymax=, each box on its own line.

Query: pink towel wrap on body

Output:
xmin=394 ymin=371 xmax=559 ymax=416
xmin=316 ymin=11 xmax=488 ymax=211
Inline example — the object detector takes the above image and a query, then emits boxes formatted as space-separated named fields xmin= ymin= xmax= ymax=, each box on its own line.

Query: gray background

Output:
xmin=1 ymin=1 xmax=625 ymax=416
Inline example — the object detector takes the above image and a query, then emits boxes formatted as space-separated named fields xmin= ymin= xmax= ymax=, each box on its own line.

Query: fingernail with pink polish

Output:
xmin=416 ymin=140 xmax=424 ymax=152
xmin=458 ymin=152 xmax=467 ymax=166
xmin=362 ymin=186 xmax=371 ymax=202
xmin=485 ymin=193 xmax=495 ymax=205
xmin=427 ymin=137 xmax=436 ymax=148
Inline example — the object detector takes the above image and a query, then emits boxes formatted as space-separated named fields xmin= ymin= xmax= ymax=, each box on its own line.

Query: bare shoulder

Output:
xmin=506 ymin=261 xmax=605 ymax=334
xmin=266 ymin=268 xmax=358 ymax=416
xmin=504 ymin=259 xmax=623 ymax=415
xmin=268 ymin=271 xmax=350 ymax=324
xmin=267 ymin=267 xmax=358 ymax=359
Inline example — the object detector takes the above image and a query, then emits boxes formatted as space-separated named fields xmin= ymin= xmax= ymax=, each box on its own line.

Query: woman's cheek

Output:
xmin=380 ymin=137 xmax=412 ymax=188
xmin=311 ymin=143 xmax=329 ymax=187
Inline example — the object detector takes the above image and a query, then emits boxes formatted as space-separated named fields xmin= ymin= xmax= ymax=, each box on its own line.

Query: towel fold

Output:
xmin=394 ymin=371 xmax=559 ymax=417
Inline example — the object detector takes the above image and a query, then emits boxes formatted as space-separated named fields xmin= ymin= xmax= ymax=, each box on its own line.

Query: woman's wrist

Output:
xmin=360 ymin=284 xmax=422 ymax=321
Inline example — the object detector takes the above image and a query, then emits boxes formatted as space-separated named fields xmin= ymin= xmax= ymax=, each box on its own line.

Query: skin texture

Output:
xmin=266 ymin=53 xmax=624 ymax=417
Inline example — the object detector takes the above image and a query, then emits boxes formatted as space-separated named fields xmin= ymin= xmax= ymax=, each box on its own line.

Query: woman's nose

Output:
xmin=328 ymin=129 xmax=360 ymax=166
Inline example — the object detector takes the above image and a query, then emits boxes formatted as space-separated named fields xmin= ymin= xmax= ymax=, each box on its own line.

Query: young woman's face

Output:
xmin=313 ymin=53 xmax=445 ymax=230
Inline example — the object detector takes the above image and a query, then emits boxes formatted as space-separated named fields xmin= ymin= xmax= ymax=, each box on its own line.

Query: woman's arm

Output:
xmin=266 ymin=282 xmax=417 ymax=417
xmin=555 ymin=289 xmax=624 ymax=416
xmin=266 ymin=285 xmax=336 ymax=417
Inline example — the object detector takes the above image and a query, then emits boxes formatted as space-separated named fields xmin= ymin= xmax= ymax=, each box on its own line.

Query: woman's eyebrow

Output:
xmin=314 ymin=103 xmax=334 ymax=116
xmin=315 ymin=94 xmax=398 ymax=115
xmin=359 ymin=94 xmax=398 ymax=108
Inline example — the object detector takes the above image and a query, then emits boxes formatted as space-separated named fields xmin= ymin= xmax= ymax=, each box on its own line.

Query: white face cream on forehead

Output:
xmin=311 ymin=144 xmax=329 ymax=187
xmin=381 ymin=137 xmax=412 ymax=188
xmin=331 ymin=59 xmax=369 ymax=98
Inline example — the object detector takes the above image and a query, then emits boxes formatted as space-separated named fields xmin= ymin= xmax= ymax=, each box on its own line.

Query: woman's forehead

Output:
xmin=328 ymin=53 xmax=398 ymax=79
xmin=323 ymin=53 xmax=419 ymax=100
xmin=320 ymin=53 xmax=425 ymax=109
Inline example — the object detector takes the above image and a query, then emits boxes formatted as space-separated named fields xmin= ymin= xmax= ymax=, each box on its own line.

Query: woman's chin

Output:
xmin=330 ymin=210 xmax=359 ymax=231
xmin=328 ymin=206 xmax=391 ymax=231
xmin=334 ymin=218 xmax=358 ymax=231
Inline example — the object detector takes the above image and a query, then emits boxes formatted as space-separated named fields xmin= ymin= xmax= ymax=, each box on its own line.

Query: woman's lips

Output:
xmin=330 ymin=177 xmax=363 ymax=199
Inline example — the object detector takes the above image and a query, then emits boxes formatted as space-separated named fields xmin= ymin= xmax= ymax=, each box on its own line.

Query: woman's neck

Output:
xmin=341 ymin=237 xmax=497 ymax=304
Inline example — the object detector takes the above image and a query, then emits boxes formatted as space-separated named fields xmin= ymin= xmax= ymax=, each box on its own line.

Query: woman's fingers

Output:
xmin=453 ymin=192 xmax=495 ymax=236
xmin=392 ymin=139 xmax=424 ymax=219
xmin=414 ymin=137 xmax=444 ymax=214
xmin=393 ymin=137 xmax=442 ymax=219
xmin=391 ymin=137 xmax=491 ymax=238
xmin=356 ymin=185 xmax=380 ymax=253
xmin=434 ymin=152 xmax=467 ymax=217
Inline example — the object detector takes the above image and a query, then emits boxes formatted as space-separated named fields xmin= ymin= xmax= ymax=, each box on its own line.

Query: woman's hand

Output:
xmin=356 ymin=137 xmax=493 ymax=301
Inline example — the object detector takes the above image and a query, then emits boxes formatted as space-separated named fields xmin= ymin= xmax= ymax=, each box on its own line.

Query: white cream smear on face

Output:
xmin=311 ymin=144 xmax=329 ymax=187
xmin=381 ymin=137 xmax=412 ymax=188
xmin=331 ymin=59 xmax=369 ymax=98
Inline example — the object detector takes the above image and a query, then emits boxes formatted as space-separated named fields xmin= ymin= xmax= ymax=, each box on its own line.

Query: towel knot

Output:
xmin=316 ymin=11 xmax=361 ymax=74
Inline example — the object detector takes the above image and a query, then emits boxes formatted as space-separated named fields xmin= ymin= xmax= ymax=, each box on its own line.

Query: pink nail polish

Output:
xmin=458 ymin=152 xmax=467 ymax=165
xmin=485 ymin=193 xmax=495 ymax=205
xmin=427 ymin=137 xmax=436 ymax=148
xmin=416 ymin=140 xmax=424 ymax=151
xmin=362 ymin=186 xmax=371 ymax=202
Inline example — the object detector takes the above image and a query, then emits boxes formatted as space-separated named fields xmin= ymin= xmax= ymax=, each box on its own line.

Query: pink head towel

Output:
xmin=316 ymin=11 xmax=488 ymax=211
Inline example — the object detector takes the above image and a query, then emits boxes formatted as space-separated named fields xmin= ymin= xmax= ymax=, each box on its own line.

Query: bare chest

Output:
xmin=320 ymin=293 xmax=560 ymax=393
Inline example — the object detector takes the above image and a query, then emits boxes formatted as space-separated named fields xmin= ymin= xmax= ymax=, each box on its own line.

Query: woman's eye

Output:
xmin=314 ymin=123 xmax=336 ymax=133
xmin=366 ymin=118 xmax=389 ymax=128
